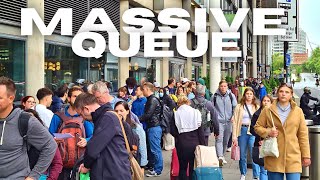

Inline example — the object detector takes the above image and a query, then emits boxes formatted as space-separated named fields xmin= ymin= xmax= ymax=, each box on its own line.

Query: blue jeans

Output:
xmin=267 ymin=172 xmax=301 ymax=180
xmin=147 ymin=126 xmax=163 ymax=174
xmin=238 ymin=126 xmax=259 ymax=177
xmin=259 ymin=166 xmax=268 ymax=180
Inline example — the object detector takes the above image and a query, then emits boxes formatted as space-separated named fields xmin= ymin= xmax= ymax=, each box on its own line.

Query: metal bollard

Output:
xmin=301 ymin=119 xmax=313 ymax=179
xmin=309 ymin=125 xmax=320 ymax=180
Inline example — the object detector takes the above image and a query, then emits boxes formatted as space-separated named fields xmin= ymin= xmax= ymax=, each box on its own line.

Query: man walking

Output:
xmin=0 ymin=76 xmax=57 ymax=180
xmin=140 ymin=82 xmax=163 ymax=177
xmin=211 ymin=80 xmax=237 ymax=164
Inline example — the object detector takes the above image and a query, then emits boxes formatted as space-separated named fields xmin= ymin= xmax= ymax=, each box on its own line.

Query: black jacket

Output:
xmin=250 ymin=108 xmax=262 ymax=147
xmin=84 ymin=103 xmax=131 ymax=180
xmin=160 ymin=94 xmax=177 ymax=110
xmin=140 ymin=94 xmax=162 ymax=128
xmin=300 ymin=93 xmax=318 ymax=117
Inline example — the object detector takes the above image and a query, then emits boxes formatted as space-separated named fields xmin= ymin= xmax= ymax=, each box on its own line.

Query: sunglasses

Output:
xmin=280 ymin=82 xmax=293 ymax=88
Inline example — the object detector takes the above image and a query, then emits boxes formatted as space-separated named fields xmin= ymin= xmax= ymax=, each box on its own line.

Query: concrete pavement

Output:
xmin=148 ymin=134 xmax=253 ymax=180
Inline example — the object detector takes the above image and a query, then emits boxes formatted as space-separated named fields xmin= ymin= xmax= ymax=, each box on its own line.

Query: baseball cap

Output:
xmin=153 ymin=82 xmax=160 ymax=88
xmin=182 ymin=78 xmax=190 ymax=84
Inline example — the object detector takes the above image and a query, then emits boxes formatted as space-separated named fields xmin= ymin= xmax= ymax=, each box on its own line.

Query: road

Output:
xmin=149 ymin=135 xmax=252 ymax=180
xmin=293 ymin=73 xmax=320 ymax=101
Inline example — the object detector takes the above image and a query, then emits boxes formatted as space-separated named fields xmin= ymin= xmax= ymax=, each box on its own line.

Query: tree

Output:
xmin=304 ymin=47 xmax=320 ymax=73
xmin=272 ymin=53 xmax=284 ymax=75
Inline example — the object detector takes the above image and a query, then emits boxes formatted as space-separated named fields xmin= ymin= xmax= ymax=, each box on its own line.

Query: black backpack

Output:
xmin=18 ymin=112 xmax=40 ymax=170
xmin=156 ymin=98 xmax=174 ymax=133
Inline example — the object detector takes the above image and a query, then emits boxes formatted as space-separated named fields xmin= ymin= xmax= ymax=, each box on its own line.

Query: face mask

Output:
xmin=159 ymin=93 xmax=164 ymax=98
xmin=166 ymin=91 xmax=170 ymax=95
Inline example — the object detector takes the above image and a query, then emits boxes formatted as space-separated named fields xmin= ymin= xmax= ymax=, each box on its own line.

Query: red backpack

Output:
xmin=56 ymin=112 xmax=86 ymax=168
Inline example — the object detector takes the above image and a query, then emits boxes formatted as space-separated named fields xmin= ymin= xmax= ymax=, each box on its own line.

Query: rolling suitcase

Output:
xmin=192 ymin=167 xmax=223 ymax=180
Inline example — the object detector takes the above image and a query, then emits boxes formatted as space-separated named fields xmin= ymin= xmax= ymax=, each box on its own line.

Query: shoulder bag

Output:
xmin=259 ymin=111 xmax=279 ymax=158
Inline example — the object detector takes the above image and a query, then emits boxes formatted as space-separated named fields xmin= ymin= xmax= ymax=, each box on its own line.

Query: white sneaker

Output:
xmin=226 ymin=147 xmax=232 ymax=152
xmin=240 ymin=175 xmax=246 ymax=180
xmin=218 ymin=157 xmax=227 ymax=164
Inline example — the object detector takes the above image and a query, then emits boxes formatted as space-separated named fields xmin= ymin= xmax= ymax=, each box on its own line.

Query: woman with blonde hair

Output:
xmin=254 ymin=83 xmax=310 ymax=180
xmin=171 ymin=96 xmax=205 ymax=179
xmin=232 ymin=87 xmax=260 ymax=180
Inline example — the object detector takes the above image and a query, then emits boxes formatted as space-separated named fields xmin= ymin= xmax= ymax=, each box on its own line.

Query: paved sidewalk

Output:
xmin=147 ymin=134 xmax=254 ymax=180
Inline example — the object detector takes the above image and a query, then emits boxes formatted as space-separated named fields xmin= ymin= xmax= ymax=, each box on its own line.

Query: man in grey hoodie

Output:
xmin=211 ymin=80 xmax=237 ymax=165
xmin=0 ymin=76 xmax=57 ymax=180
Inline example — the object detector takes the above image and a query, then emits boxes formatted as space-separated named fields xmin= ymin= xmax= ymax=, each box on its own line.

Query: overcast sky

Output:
xmin=299 ymin=0 xmax=320 ymax=56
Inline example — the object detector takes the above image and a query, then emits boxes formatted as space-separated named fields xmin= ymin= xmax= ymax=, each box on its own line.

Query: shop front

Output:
xmin=0 ymin=37 xmax=25 ymax=101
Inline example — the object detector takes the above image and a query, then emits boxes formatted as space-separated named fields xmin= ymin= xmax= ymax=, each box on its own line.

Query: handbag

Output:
xmin=252 ymin=146 xmax=264 ymax=166
xmin=111 ymin=111 xmax=144 ymax=180
xmin=259 ymin=111 xmax=279 ymax=158
xmin=163 ymin=133 xmax=175 ymax=151
xmin=231 ymin=145 xmax=240 ymax=161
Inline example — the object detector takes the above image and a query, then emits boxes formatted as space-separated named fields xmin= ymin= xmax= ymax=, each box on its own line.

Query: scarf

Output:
xmin=174 ymin=104 xmax=202 ymax=134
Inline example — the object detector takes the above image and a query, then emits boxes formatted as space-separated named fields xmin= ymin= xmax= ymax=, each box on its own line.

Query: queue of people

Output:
xmin=0 ymin=75 xmax=312 ymax=180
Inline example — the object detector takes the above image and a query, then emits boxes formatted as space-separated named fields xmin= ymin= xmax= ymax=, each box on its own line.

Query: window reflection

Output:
xmin=0 ymin=38 xmax=25 ymax=101
xmin=129 ymin=57 xmax=155 ymax=83
xmin=45 ymin=44 xmax=88 ymax=91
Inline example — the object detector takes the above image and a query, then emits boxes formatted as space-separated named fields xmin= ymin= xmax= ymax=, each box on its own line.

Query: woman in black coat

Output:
xmin=250 ymin=94 xmax=273 ymax=180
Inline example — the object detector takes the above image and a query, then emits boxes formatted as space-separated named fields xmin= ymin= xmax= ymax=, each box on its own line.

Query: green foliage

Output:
xmin=303 ymin=47 xmax=320 ymax=73
xmin=272 ymin=53 xmax=284 ymax=75
xmin=262 ymin=77 xmax=280 ymax=94
xmin=225 ymin=76 xmax=234 ymax=83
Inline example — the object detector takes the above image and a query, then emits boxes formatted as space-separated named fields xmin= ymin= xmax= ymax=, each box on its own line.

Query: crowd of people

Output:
xmin=0 ymin=75 xmax=311 ymax=180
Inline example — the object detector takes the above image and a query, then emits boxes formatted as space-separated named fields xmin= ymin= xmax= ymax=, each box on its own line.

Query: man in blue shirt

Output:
xmin=132 ymin=85 xmax=147 ymax=129
xmin=49 ymin=86 xmax=94 ymax=180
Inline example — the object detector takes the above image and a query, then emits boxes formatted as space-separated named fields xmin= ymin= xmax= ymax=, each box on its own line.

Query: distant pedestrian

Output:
xmin=291 ymin=79 xmax=295 ymax=87
xmin=259 ymin=82 xmax=268 ymax=101
xmin=316 ymin=79 xmax=319 ymax=87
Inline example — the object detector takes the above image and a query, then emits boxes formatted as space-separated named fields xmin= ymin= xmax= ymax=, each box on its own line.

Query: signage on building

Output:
xmin=277 ymin=0 xmax=299 ymax=42
xmin=223 ymin=57 xmax=238 ymax=62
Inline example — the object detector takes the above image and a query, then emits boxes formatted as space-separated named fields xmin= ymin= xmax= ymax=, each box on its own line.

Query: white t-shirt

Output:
xmin=35 ymin=104 xmax=54 ymax=128
xmin=242 ymin=104 xmax=253 ymax=125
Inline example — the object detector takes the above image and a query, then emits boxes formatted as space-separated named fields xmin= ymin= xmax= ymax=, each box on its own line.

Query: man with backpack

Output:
xmin=49 ymin=86 xmax=94 ymax=180
xmin=211 ymin=80 xmax=237 ymax=165
xmin=191 ymin=84 xmax=219 ymax=146
xmin=0 ymin=76 xmax=57 ymax=180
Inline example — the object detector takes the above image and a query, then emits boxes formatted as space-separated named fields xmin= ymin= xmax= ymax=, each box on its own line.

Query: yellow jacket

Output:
xmin=254 ymin=100 xmax=310 ymax=173
xmin=232 ymin=104 xmax=259 ymax=140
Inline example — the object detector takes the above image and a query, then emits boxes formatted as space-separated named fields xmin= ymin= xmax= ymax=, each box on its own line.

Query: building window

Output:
xmin=129 ymin=57 xmax=156 ymax=83
xmin=105 ymin=53 xmax=119 ymax=93
xmin=45 ymin=44 xmax=88 ymax=91
xmin=0 ymin=38 xmax=25 ymax=101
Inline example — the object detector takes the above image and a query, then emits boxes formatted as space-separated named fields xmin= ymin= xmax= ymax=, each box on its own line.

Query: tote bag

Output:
xmin=231 ymin=145 xmax=240 ymax=161
xmin=259 ymin=111 xmax=279 ymax=158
